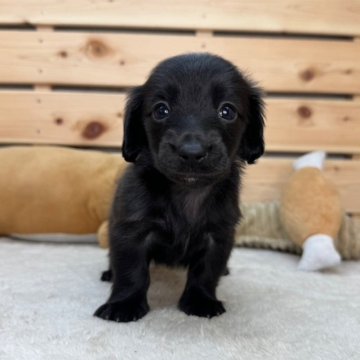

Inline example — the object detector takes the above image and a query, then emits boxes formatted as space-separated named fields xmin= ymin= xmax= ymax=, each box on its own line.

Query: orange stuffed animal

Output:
xmin=280 ymin=151 xmax=342 ymax=271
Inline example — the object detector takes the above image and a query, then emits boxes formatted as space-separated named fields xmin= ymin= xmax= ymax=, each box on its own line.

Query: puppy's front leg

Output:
xmin=178 ymin=230 xmax=234 ymax=318
xmin=94 ymin=223 xmax=151 ymax=322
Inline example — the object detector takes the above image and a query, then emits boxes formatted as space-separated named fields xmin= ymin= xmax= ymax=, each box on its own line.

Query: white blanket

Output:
xmin=1 ymin=238 xmax=359 ymax=360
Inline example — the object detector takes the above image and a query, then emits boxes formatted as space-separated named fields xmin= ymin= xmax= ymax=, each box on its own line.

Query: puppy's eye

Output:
xmin=218 ymin=104 xmax=238 ymax=121
xmin=153 ymin=103 xmax=170 ymax=121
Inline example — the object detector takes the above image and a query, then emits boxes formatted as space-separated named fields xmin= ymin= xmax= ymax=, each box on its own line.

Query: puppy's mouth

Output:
xmin=185 ymin=176 xmax=198 ymax=182
xmin=179 ymin=176 xmax=199 ymax=184
xmin=167 ymin=172 xmax=223 ymax=187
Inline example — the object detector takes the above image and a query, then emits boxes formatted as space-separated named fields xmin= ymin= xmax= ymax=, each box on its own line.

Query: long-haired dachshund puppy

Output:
xmin=95 ymin=53 xmax=265 ymax=322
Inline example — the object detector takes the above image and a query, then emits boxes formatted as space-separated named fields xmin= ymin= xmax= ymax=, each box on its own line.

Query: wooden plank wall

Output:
xmin=0 ymin=0 xmax=359 ymax=214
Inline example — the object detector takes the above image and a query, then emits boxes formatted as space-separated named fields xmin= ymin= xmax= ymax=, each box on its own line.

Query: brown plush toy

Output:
xmin=0 ymin=146 xmax=127 ymax=244
xmin=279 ymin=151 xmax=342 ymax=271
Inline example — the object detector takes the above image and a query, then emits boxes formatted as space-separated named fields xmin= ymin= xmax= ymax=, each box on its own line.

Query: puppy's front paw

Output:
xmin=178 ymin=289 xmax=225 ymax=318
xmin=94 ymin=299 xmax=149 ymax=322
xmin=100 ymin=269 xmax=112 ymax=282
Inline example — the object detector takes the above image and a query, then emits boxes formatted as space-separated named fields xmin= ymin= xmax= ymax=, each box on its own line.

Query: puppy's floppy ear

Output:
xmin=238 ymin=85 xmax=265 ymax=164
xmin=122 ymin=86 xmax=147 ymax=162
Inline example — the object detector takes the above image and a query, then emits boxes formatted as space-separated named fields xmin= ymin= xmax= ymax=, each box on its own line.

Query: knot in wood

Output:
xmin=82 ymin=121 xmax=106 ymax=139
xmin=297 ymin=105 xmax=312 ymax=118
xmin=300 ymin=68 xmax=315 ymax=82
xmin=86 ymin=39 xmax=111 ymax=58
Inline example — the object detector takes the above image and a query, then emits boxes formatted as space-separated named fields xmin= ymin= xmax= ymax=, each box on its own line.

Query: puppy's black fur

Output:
xmin=94 ymin=53 xmax=265 ymax=322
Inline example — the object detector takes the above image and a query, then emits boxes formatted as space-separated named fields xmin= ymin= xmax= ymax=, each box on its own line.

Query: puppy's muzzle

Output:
xmin=170 ymin=132 xmax=209 ymax=164
xmin=176 ymin=141 xmax=208 ymax=163
xmin=157 ymin=130 xmax=229 ymax=186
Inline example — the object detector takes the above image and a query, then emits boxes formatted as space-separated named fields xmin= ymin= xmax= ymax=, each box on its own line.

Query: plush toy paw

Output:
xmin=178 ymin=288 xmax=225 ymax=318
xmin=94 ymin=298 xmax=149 ymax=322
xmin=293 ymin=151 xmax=326 ymax=171
xmin=298 ymin=234 xmax=341 ymax=271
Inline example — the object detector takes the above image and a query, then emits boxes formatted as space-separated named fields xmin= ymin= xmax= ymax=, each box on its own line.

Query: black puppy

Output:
xmin=94 ymin=53 xmax=264 ymax=322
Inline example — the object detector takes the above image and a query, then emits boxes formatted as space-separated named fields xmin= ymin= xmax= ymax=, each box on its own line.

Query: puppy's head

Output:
xmin=122 ymin=53 xmax=265 ymax=186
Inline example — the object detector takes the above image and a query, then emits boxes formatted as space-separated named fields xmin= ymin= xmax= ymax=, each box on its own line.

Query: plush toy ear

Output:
xmin=238 ymin=86 xmax=265 ymax=164
xmin=122 ymin=86 xmax=147 ymax=162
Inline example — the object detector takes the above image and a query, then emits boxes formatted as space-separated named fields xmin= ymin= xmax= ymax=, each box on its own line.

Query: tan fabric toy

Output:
xmin=0 ymin=146 xmax=127 ymax=242
xmin=279 ymin=151 xmax=342 ymax=271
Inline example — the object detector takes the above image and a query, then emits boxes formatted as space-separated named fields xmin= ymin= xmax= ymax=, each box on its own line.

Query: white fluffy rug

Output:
xmin=1 ymin=238 xmax=360 ymax=360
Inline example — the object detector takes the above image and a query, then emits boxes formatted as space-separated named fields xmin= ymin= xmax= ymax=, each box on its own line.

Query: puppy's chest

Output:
xmin=171 ymin=187 xmax=210 ymax=225
xmin=151 ymin=188 xmax=212 ymax=265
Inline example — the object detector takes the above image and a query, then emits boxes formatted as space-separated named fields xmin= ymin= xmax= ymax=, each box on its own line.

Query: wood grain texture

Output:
xmin=0 ymin=31 xmax=359 ymax=94
xmin=0 ymin=91 xmax=124 ymax=146
xmin=266 ymin=98 xmax=360 ymax=154
xmin=0 ymin=0 xmax=360 ymax=36
xmin=353 ymin=95 xmax=360 ymax=160
xmin=0 ymin=91 xmax=359 ymax=213
xmin=243 ymin=157 xmax=360 ymax=214
xmin=1 ymin=91 xmax=360 ymax=154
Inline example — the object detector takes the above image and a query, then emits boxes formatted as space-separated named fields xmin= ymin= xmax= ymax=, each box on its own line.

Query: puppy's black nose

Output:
xmin=177 ymin=141 xmax=207 ymax=162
